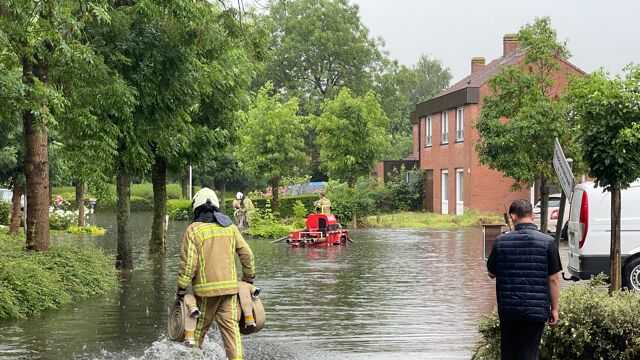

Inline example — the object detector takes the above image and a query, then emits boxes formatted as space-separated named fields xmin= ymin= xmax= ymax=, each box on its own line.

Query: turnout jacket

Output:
xmin=178 ymin=222 xmax=255 ymax=297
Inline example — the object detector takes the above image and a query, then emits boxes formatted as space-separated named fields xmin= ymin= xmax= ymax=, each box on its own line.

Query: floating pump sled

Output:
xmin=168 ymin=281 xmax=265 ymax=346
xmin=286 ymin=213 xmax=349 ymax=247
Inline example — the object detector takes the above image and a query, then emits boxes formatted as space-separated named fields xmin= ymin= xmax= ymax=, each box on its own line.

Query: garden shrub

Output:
xmin=473 ymin=276 xmax=640 ymax=360
xmin=167 ymin=199 xmax=193 ymax=220
xmin=292 ymin=200 xmax=309 ymax=218
xmin=49 ymin=207 xmax=77 ymax=230
xmin=0 ymin=201 xmax=10 ymax=225
xmin=67 ymin=225 xmax=107 ymax=236
xmin=385 ymin=167 xmax=425 ymax=212
xmin=326 ymin=178 xmax=378 ymax=224
xmin=223 ymin=195 xmax=317 ymax=218
xmin=0 ymin=230 xmax=118 ymax=319
xmin=244 ymin=201 xmax=295 ymax=238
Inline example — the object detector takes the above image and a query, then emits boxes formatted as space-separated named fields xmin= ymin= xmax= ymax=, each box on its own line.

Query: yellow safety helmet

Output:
xmin=192 ymin=187 xmax=219 ymax=210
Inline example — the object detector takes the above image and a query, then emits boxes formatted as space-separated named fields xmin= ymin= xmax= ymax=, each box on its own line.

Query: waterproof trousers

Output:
xmin=195 ymin=295 xmax=243 ymax=360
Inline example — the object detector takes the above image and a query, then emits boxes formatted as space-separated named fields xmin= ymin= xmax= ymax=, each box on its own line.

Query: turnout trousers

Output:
xmin=195 ymin=295 xmax=243 ymax=360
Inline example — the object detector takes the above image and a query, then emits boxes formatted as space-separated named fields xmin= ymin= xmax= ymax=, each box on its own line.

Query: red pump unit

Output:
xmin=287 ymin=213 xmax=348 ymax=247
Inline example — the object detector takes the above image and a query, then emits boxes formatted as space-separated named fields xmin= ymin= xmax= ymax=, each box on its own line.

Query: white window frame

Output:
xmin=425 ymin=116 xmax=432 ymax=147
xmin=456 ymin=168 xmax=464 ymax=215
xmin=441 ymin=169 xmax=449 ymax=214
xmin=441 ymin=111 xmax=448 ymax=144
xmin=456 ymin=107 xmax=464 ymax=142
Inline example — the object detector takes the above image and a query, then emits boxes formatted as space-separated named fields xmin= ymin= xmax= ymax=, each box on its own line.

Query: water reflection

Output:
xmin=0 ymin=213 xmax=497 ymax=360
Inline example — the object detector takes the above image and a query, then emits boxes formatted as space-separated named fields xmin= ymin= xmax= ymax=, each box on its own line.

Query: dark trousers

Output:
xmin=499 ymin=317 xmax=545 ymax=360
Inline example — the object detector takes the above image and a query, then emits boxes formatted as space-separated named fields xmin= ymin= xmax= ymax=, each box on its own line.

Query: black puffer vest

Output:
xmin=494 ymin=223 xmax=553 ymax=323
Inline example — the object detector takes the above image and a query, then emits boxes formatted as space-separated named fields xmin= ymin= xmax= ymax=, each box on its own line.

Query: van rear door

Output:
xmin=568 ymin=186 xmax=585 ymax=276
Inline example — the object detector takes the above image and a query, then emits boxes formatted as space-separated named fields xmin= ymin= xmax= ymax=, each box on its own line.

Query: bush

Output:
xmin=0 ymin=230 xmax=118 ymax=320
xmin=385 ymin=167 xmax=425 ymax=212
xmin=473 ymin=276 xmax=640 ymax=360
xmin=0 ymin=201 xmax=10 ymax=226
xmin=292 ymin=200 xmax=309 ymax=219
xmin=244 ymin=201 xmax=295 ymax=239
xmin=326 ymin=178 xmax=378 ymax=224
xmin=49 ymin=207 xmax=77 ymax=230
xmin=223 ymin=195 xmax=317 ymax=218
xmin=67 ymin=225 xmax=107 ymax=236
xmin=167 ymin=199 xmax=192 ymax=220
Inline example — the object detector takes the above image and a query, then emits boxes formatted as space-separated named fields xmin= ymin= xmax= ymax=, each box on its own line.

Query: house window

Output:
xmin=425 ymin=116 xmax=432 ymax=147
xmin=456 ymin=107 xmax=464 ymax=141
xmin=441 ymin=111 xmax=448 ymax=144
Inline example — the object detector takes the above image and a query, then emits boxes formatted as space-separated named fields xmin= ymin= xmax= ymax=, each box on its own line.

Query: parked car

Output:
xmin=533 ymin=193 xmax=569 ymax=234
xmin=567 ymin=181 xmax=640 ymax=291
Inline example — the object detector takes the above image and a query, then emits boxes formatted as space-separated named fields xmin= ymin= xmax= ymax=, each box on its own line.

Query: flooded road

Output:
xmin=0 ymin=213 xmax=497 ymax=360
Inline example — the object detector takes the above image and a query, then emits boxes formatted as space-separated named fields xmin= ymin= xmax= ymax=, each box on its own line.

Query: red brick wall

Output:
xmin=412 ymin=123 xmax=419 ymax=160
xmin=417 ymin=57 xmax=581 ymax=214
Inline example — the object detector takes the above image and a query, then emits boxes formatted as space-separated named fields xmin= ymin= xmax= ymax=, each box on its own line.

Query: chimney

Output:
xmin=471 ymin=57 xmax=485 ymax=74
xmin=503 ymin=33 xmax=519 ymax=57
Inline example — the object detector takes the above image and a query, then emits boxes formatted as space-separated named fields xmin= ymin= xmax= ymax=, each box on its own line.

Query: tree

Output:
xmin=264 ymin=0 xmax=384 ymax=113
xmin=568 ymin=65 xmax=640 ymax=292
xmin=475 ymin=17 xmax=577 ymax=233
xmin=0 ymin=1 xmax=112 ymax=251
xmin=237 ymin=82 xmax=307 ymax=212
xmin=314 ymin=88 xmax=390 ymax=186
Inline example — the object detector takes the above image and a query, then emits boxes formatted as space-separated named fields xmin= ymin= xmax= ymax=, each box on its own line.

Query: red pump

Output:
xmin=287 ymin=213 xmax=349 ymax=247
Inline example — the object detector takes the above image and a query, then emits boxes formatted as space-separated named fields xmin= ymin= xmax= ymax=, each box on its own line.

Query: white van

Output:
xmin=567 ymin=181 xmax=640 ymax=291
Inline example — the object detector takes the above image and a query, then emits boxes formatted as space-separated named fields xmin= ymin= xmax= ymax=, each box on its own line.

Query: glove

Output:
xmin=177 ymin=287 xmax=187 ymax=299
xmin=242 ymin=275 xmax=255 ymax=284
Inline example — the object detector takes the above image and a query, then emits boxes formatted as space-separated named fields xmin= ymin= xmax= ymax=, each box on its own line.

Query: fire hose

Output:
xmin=168 ymin=282 xmax=265 ymax=344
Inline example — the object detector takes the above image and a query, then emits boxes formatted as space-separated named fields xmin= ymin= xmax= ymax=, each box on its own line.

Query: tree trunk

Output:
xmin=75 ymin=181 xmax=85 ymax=227
xmin=539 ymin=174 xmax=549 ymax=233
xmin=149 ymin=154 xmax=167 ymax=253
xmin=116 ymin=158 xmax=133 ymax=270
xmin=271 ymin=178 xmax=280 ymax=213
xmin=181 ymin=173 xmax=188 ymax=199
xmin=9 ymin=176 xmax=23 ymax=235
xmin=22 ymin=55 xmax=50 ymax=252
xmin=610 ymin=185 xmax=622 ymax=292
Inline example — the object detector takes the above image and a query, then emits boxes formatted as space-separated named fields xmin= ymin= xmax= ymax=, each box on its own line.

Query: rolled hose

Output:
xmin=167 ymin=283 xmax=265 ymax=341
xmin=168 ymin=298 xmax=187 ymax=342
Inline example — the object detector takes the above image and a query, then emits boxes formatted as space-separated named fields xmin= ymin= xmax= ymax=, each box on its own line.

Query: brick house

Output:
xmin=410 ymin=34 xmax=584 ymax=215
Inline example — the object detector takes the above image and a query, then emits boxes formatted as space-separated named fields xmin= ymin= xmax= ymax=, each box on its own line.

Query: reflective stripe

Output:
xmin=232 ymin=296 xmax=243 ymax=358
xmin=193 ymin=280 xmax=238 ymax=292
xmin=185 ymin=229 xmax=196 ymax=283
xmin=177 ymin=275 xmax=191 ymax=288
xmin=194 ymin=298 xmax=208 ymax=347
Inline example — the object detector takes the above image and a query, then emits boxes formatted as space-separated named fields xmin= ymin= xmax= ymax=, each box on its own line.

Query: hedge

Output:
xmin=0 ymin=201 xmax=10 ymax=226
xmin=0 ymin=229 xmax=118 ymax=319
xmin=473 ymin=276 xmax=640 ymax=360
xmin=167 ymin=195 xmax=318 ymax=220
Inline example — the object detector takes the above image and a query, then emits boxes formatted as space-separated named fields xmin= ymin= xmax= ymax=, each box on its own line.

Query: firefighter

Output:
xmin=177 ymin=188 xmax=255 ymax=359
xmin=232 ymin=192 xmax=255 ymax=228
xmin=315 ymin=192 xmax=331 ymax=214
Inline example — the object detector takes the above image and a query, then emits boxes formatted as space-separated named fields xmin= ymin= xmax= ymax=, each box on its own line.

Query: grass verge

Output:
xmin=363 ymin=211 xmax=503 ymax=229
xmin=0 ymin=229 xmax=118 ymax=320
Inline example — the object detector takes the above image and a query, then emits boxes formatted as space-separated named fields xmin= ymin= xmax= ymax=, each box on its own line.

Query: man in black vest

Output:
xmin=487 ymin=199 xmax=562 ymax=360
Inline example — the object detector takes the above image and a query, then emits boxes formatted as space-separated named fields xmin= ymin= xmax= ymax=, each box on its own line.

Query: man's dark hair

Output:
xmin=508 ymin=199 xmax=533 ymax=218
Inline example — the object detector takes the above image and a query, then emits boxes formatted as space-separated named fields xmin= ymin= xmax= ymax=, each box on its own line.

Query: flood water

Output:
xmin=0 ymin=212 xmax=498 ymax=360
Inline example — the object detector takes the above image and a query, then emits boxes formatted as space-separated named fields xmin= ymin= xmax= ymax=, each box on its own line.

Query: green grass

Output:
xmin=363 ymin=211 xmax=503 ymax=229
xmin=0 ymin=229 xmax=118 ymax=320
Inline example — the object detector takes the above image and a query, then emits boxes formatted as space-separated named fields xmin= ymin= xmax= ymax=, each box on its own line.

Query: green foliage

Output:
xmin=67 ymin=226 xmax=107 ymax=236
xmin=0 ymin=230 xmax=118 ymax=320
xmin=314 ymin=89 xmax=391 ymax=184
xmin=475 ymin=17 xmax=578 ymax=187
xmin=325 ymin=178 xmax=378 ymax=223
xmin=385 ymin=167 xmax=425 ymax=212
xmin=569 ymin=65 xmax=640 ymax=191
xmin=264 ymin=0 xmax=384 ymax=113
xmin=293 ymin=200 xmax=309 ymax=219
xmin=244 ymin=201 xmax=295 ymax=239
xmin=375 ymin=55 xmax=452 ymax=147
xmin=167 ymin=199 xmax=193 ymax=221
xmin=364 ymin=211 xmax=502 ymax=229
xmin=0 ymin=202 xmax=9 ymax=226
xmin=238 ymin=82 xmax=307 ymax=197
xmin=473 ymin=277 xmax=640 ymax=360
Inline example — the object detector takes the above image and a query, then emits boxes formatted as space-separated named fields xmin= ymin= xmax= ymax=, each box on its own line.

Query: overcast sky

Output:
xmin=350 ymin=0 xmax=640 ymax=82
